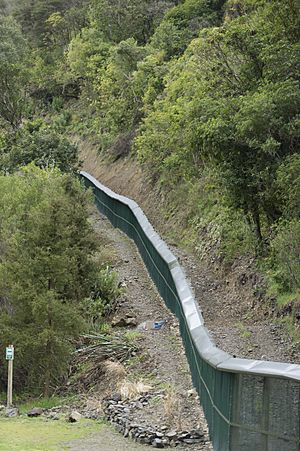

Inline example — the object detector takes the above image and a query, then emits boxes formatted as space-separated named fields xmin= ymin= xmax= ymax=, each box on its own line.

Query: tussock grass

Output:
xmin=103 ymin=360 xmax=127 ymax=383
xmin=119 ymin=380 xmax=153 ymax=400
xmin=163 ymin=387 xmax=182 ymax=429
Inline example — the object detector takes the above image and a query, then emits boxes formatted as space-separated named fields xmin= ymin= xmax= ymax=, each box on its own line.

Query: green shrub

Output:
xmin=0 ymin=166 xmax=117 ymax=395
xmin=80 ymin=267 xmax=121 ymax=325
xmin=269 ymin=219 xmax=300 ymax=292
xmin=51 ymin=96 xmax=64 ymax=112
xmin=0 ymin=122 xmax=78 ymax=173
xmin=276 ymin=154 xmax=300 ymax=219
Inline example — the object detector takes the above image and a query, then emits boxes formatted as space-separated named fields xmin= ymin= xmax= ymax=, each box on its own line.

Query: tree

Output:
xmin=0 ymin=121 xmax=79 ymax=173
xmin=67 ymin=26 xmax=111 ymax=82
xmin=135 ymin=0 xmax=300 ymax=247
xmin=276 ymin=155 xmax=300 ymax=220
xmin=85 ymin=38 xmax=147 ymax=153
xmin=0 ymin=166 xmax=99 ymax=394
xmin=150 ymin=0 xmax=226 ymax=58
xmin=0 ymin=16 xmax=28 ymax=128
xmin=89 ymin=0 xmax=175 ymax=45
xmin=14 ymin=0 xmax=89 ymax=48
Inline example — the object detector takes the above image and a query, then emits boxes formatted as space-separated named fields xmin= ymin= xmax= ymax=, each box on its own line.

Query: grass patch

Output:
xmin=236 ymin=322 xmax=252 ymax=340
xmin=279 ymin=317 xmax=300 ymax=344
xmin=98 ymin=322 xmax=112 ymax=334
xmin=276 ymin=291 xmax=300 ymax=308
xmin=0 ymin=417 xmax=102 ymax=450
xmin=18 ymin=396 xmax=76 ymax=415
xmin=124 ymin=331 xmax=142 ymax=344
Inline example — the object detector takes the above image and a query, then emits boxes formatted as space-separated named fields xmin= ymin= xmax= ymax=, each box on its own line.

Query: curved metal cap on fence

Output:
xmin=80 ymin=171 xmax=300 ymax=451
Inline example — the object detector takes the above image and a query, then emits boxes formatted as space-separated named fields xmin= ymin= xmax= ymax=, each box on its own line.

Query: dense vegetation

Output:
xmin=0 ymin=165 xmax=121 ymax=395
xmin=0 ymin=0 xmax=300 ymax=358
xmin=0 ymin=1 xmax=123 ymax=395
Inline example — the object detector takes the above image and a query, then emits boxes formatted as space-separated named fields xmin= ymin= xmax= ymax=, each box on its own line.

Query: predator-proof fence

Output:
xmin=80 ymin=171 xmax=300 ymax=451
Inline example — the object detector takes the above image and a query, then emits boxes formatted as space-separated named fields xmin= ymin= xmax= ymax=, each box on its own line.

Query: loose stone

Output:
xmin=27 ymin=407 xmax=44 ymax=417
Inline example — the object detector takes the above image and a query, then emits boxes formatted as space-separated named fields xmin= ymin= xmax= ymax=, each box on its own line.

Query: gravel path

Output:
xmin=66 ymin=210 xmax=213 ymax=450
xmin=92 ymin=212 xmax=212 ymax=450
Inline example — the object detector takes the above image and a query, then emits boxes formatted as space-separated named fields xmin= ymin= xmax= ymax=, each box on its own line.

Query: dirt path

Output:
xmin=79 ymin=144 xmax=299 ymax=364
xmin=64 ymin=425 xmax=150 ymax=450
xmin=89 ymin=212 xmax=213 ymax=450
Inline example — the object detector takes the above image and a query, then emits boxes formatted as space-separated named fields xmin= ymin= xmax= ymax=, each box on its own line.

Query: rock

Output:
xmin=152 ymin=438 xmax=164 ymax=448
xmin=190 ymin=429 xmax=204 ymax=438
xmin=155 ymin=432 xmax=164 ymax=438
xmin=178 ymin=432 xmax=190 ymax=440
xmin=5 ymin=408 xmax=19 ymax=417
xmin=50 ymin=405 xmax=62 ymax=411
xmin=187 ymin=388 xmax=197 ymax=397
xmin=84 ymin=411 xmax=101 ymax=420
xmin=140 ymin=437 xmax=152 ymax=445
xmin=112 ymin=316 xmax=137 ymax=327
xmin=183 ymin=438 xmax=203 ymax=444
xmin=48 ymin=413 xmax=60 ymax=420
xmin=67 ymin=411 xmax=82 ymax=422
xmin=103 ymin=393 xmax=208 ymax=449
xmin=125 ymin=317 xmax=137 ymax=327
xmin=112 ymin=317 xmax=127 ymax=327
xmin=27 ymin=407 xmax=44 ymax=417
xmin=116 ymin=424 xmax=123 ymax=433
xmin=166 ymin=431 xmax=178 ymax=439
xmin=129 ymin=423 xmax=139 ymax=429
xmin=111 ymin=393 xmax=122 ymax=402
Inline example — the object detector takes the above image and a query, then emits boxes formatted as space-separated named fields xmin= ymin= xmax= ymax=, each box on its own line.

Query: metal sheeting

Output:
xmin=80 ymin=171 xmax=300 ymax=451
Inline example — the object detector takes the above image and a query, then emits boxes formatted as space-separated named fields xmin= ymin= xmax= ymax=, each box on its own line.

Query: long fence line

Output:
xmin=80 ymin=171 xmax=300 ymax=451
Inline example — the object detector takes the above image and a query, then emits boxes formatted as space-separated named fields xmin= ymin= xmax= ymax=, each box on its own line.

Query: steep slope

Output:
xmin=79 ymin=139 xmax=299 ymax=364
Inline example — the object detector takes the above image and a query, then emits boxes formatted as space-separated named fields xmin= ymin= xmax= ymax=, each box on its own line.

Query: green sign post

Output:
xmin=6 ymin=347 xmax=14 ymax=361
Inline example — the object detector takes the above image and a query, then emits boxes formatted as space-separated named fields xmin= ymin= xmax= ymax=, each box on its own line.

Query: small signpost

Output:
xmin=6 ymin=345 xmax=14 ymax=408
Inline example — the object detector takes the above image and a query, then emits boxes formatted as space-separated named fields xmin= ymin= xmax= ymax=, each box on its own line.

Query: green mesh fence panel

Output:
xmin=80 ymin=172 xmax=300 ymax=451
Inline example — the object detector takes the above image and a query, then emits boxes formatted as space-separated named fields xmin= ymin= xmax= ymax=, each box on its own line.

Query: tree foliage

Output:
xmin=89 ymin=0 xmax=175 ymax=45
xmin=0 ymin=167 xmax=118 ymax=394
xmin=150 ymin=0 xmax=226 ymax=58
xmin=0 ymin=15 xmax=28 ymax=127
xmin=0 ymin=121 xmax=79 ymax=173
xmin=13 ymin=0 xmax=89 ymax=48
xmin=135 ymin=0 xmax=300 ymax=245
